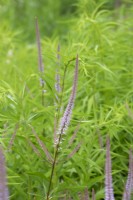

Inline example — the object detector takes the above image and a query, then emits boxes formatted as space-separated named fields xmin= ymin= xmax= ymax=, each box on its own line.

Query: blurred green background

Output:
xmin=1 ymin=0 xmax=132 ymax=41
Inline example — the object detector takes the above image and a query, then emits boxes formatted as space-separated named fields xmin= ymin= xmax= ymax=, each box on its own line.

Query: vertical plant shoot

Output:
xmin=0 ymin=146 xmax=9 ymax=200
xmin=54 ymin=45 xmax=61 ymax=144
xmin=84 ymin=187 xmax=89 ymax=200
xmin=55 ymin=55 xmax=79 ymax=143
xmin=55 ymin=44 xmax=61 ymax=94
xmin=105 ymin=136 xmax=115 ymax=200
xmin=46 ymin=55 xmax=79 ymax=199
xmin=35 ymin=17 xmax=45 ymax=105
xmin=92 ymin=188 xmax=96 ymax=200
xmin=123 ymin=149 xmax=133 ymax=200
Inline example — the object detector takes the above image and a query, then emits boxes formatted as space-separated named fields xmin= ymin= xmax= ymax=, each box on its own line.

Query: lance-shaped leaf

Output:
xmin=0 ymin=145 xmax=9 ymax=200
xmin=56 ymin=55 xmax=78 ymax=143
xmin=29 ymin=125 xmax=53 ymax=163
xmin=8 ymin=123 xmax=19 ymax=151
xmin=67 ymin=142 xmax=81 ymax=159
xmin=68 ymin=123 xmax=80 ymax=146
xmin=122 ymin=149 xmax=133 ymax=200
xmin=27 ymin=139 xmax=42 ymax=159
xmin=105 ymin=136 xmax=115 ymax=200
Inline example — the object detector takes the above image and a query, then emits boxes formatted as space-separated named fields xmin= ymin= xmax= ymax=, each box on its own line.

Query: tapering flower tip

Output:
xmin=56 ymin=55 xmax=79 ymax=139
xmin=122 ymin=149 xmax=133 ymax=200
xmin=0 ymin=146 xmax=9 ymax=200
xmin=105 ymin=136 xmax=115 ymax=200
xmin=57 ymin=44 xmax=60 ymax=61
xmin=35 ymin=17 xmax=44 ymax=75
xmin=55 ymin=45 xmax=61 ymax=93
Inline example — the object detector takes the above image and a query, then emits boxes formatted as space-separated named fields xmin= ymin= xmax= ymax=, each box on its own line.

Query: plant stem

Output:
xmin=59 ymin=58 xmax=76 ymax=109
xmin=41 ymin=82 xmax=45 ymax=106
xmin=56 ymin=58 xmax=76 ymax=126
xmin=47 ymin=58 xmax=76 ymax=199
xmin=54 ymin=61 xmax=70 ymax=145
xmin=46 ymin=133 xmax=62 ymax=200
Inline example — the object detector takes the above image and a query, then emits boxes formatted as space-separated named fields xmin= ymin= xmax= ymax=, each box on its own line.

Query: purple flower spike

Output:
xmin=92 ymin=188 xmax=96 ymax=200
xmin=123 ymin=149 xmax=133 ymax=200
xmin=35 ymin=17 xmax=44 ymax=87
xmin=55 ymin=44 xmax=61 ymax=94
xmin=105 ymin=136 xmax=115 ymax=200
xmin=84 ymin=187 xmax=89 ymax=200
xmin=0 ymin=146 xmax=9 ymax=200
xmin=55 ymin=55 xmax=79 ymax=143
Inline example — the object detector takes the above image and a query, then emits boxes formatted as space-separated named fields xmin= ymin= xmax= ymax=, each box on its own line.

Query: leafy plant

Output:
xmin=0 ymin=1 xmax=133 ymax=199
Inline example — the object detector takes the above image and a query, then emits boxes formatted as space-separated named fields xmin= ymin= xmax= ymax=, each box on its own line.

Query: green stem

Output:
xmin=41 ymin=81 xmax=45 ymax=106
xmin=47 ymin=58 xmax=76 ymax=199
xmin=56 ymin=58 xmax=76 ymax=126
xmin=46 ymin=133 xmax=62 ymax=200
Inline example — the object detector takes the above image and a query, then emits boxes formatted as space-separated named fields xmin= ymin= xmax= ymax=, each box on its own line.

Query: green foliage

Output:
xmin=0 ymin=0 xmax=133 ymax=199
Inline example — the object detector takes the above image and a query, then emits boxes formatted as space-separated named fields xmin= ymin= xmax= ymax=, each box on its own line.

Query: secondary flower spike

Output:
xmin=122 ymin=149 xmax=133 ymax=200
xmin=105 ymin=136 xmax=115 ymax=200
xmin=55 ymin=44 xmax=61 ymax=94
xmin=56 ymin=55 xmax=78 ymax=139
xmin=35 ymin=17 xmax=44 ymax=87
xmin=0 ymin=146 xmax=9 ymax=200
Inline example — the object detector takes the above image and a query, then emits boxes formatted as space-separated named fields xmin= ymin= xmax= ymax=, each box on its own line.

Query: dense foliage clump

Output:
xmin=0 ymin=0 xmax=133 ymax=199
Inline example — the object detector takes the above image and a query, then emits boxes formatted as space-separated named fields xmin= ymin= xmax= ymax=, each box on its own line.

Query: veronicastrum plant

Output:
xmin=29 ymin=19 xmax=79 ymax=199
xmin=35 ymin=19 xmax=79 ymax=199
xmin=1 ymin=2 xmax=133 ymax=199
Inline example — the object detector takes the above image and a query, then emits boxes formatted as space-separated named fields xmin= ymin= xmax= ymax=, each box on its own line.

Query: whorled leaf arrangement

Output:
xmin=0 ymin=145 xmax=9 ymax=200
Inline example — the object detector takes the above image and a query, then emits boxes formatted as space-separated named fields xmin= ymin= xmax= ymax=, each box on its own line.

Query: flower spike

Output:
xmin=55 ymin=55 xmax=78 ymax=144
xmin=0 ymin=146 xmax=9 ymax=200
xmin=105 ymin=136 xmax=115 ymax=200
xmin=35 ymin=17 xmax=44 ymax=87
xmin=122 ymin=149 xmax=133 ymax=200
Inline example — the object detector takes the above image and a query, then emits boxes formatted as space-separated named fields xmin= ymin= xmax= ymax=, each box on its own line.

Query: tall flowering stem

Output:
xmin=54 ymin=45 xmax=61 ymax=144
xmin=35 ymin=17 xmax=45 ymax=106
xmin=55 ymin=44 xmax=61 ymax=94
xmin=122 ymin=149 xmax=133 ymax=200
xmin=56 ymin=55 xmax=79 ymax=140
xmin=84 ymin=187 xmax=89 ymax=200
xmin=58 ymin=57 xmax=77 ymax=116
xmin=46 ymin=55 xmax=79 ymax=200
xmin=105 ymin=136 xmax=115 ymax=200
xmin=92 ymin=188 xmax=96 ymax=200
xmin=0 ymin=146 xmax=9 ymax=200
